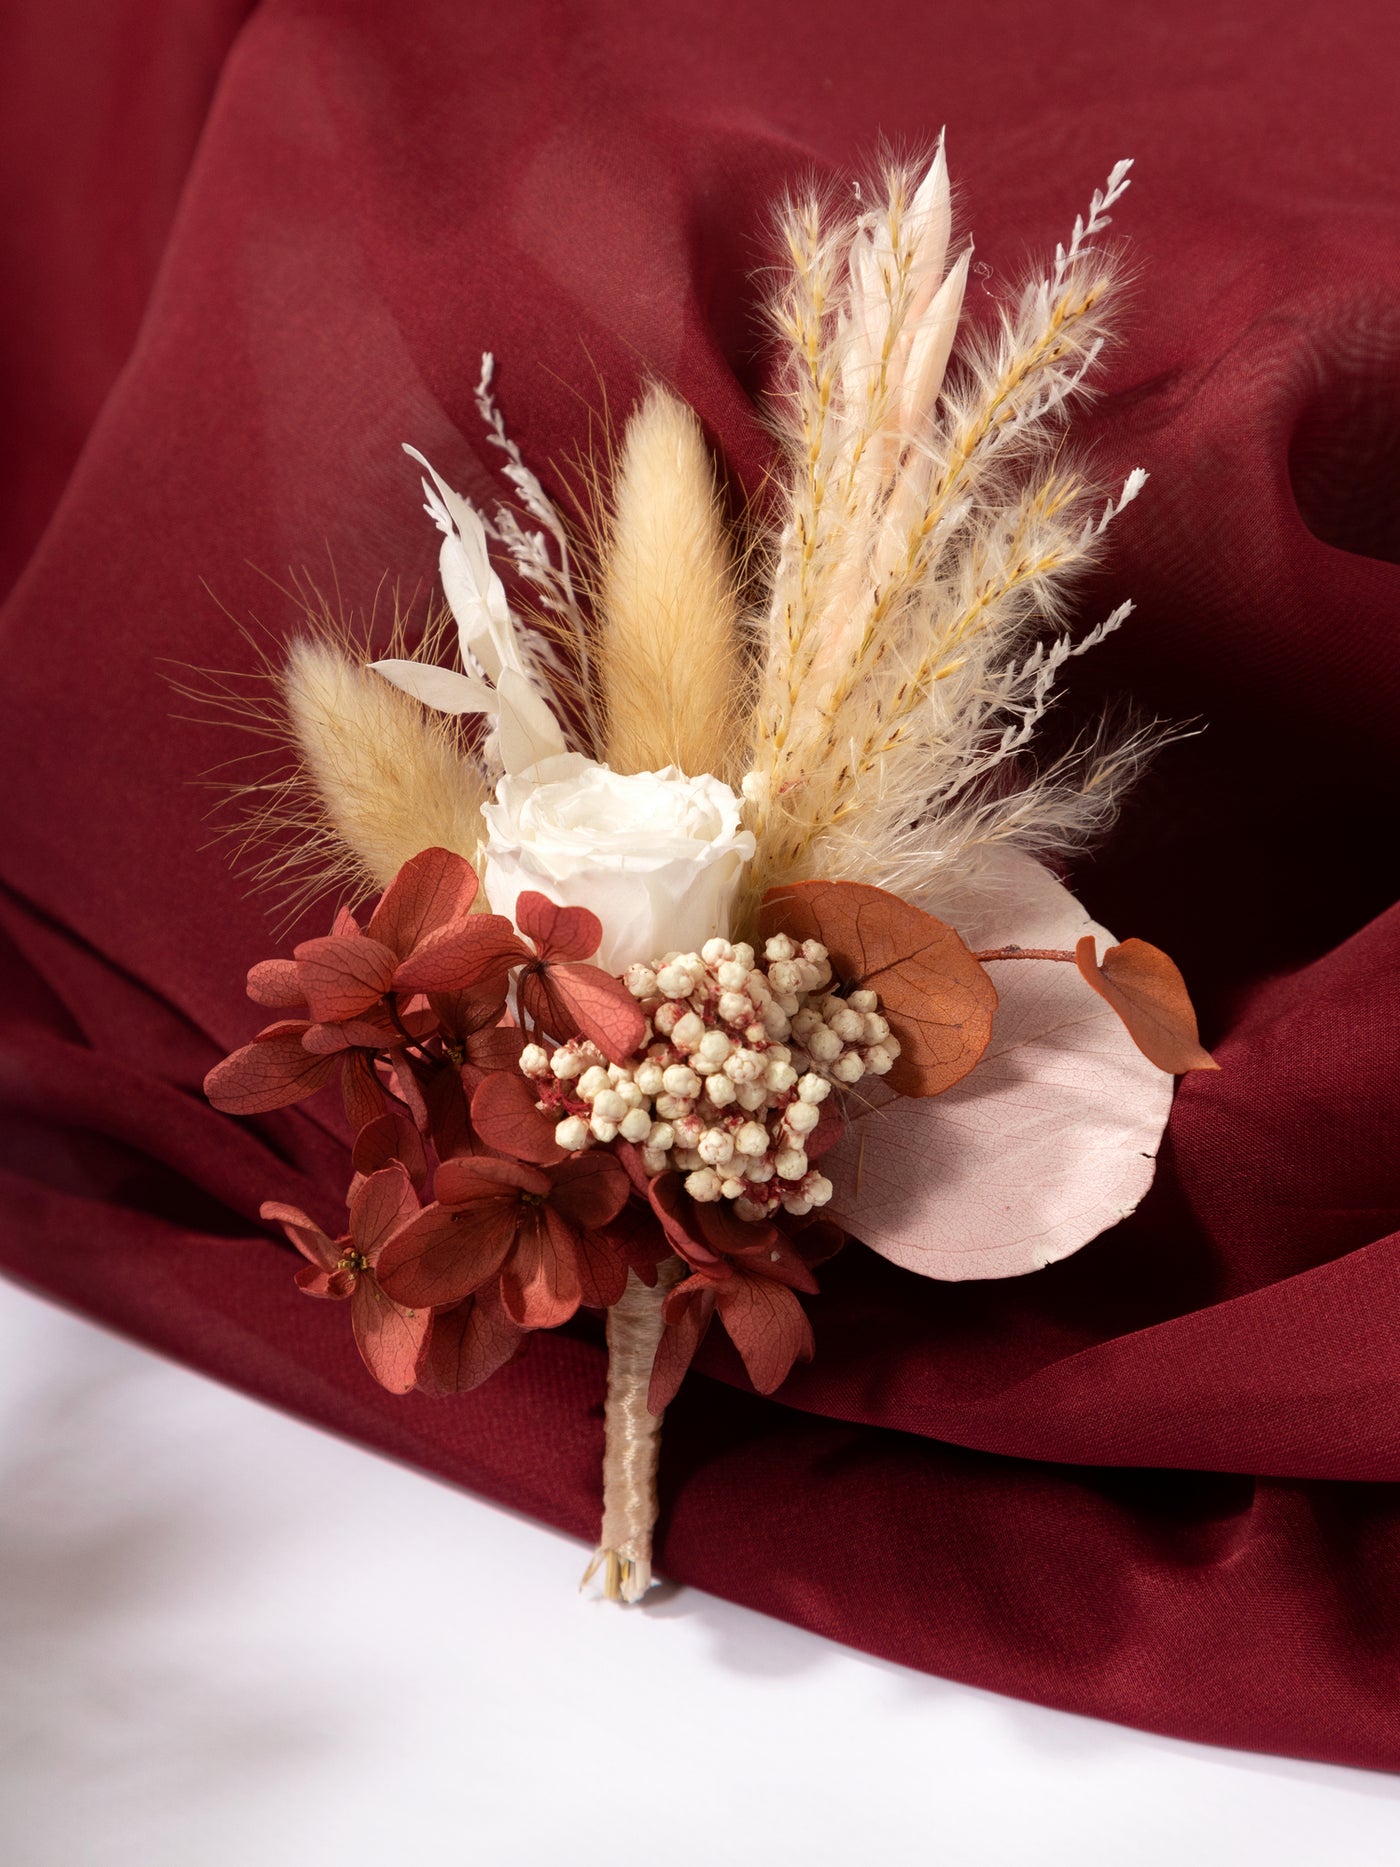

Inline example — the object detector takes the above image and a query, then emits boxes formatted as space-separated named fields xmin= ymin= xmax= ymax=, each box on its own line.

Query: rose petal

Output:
xmin=367 ymin=846 xmax=480 ymax=959
xmin=824 ymin=850 xmax=1175 ymax=1280
xmin=293 ymin=934 xmax=399 ymax=1023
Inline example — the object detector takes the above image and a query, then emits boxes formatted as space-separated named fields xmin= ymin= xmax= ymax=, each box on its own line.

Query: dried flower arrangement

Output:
xmin=203 ymin=142 xmax=1217 ymax=1601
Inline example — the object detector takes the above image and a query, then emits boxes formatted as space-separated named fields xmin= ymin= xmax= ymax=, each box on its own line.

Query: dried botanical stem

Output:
xmin=597 ymin=387 xmax=747 ymax=781
xmin=584 ymin=1259 xmax=685 ymax=1604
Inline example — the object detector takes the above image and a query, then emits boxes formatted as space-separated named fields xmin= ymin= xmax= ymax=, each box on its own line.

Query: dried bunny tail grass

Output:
xmin=282 ymin=637 xmax=488 ymax=891
xmin=595 ymin=384 xmax=749 ymax=781
xmin=171 ymin=576 xmax=487 ymax=926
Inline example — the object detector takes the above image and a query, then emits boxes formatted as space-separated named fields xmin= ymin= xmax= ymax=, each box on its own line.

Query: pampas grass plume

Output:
xmin=597 ymin=387 xmax=745 ymax=780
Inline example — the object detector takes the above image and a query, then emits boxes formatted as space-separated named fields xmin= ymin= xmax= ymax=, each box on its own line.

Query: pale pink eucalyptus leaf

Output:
xmin=824 ymin=851 xmax=1173 ymax=1281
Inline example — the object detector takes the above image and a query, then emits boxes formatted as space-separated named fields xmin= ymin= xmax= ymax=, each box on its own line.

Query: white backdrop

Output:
xmin=1 ymin=1278 xmax=1396 ymax=1866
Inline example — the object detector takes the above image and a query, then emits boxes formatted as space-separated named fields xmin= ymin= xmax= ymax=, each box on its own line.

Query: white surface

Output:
xmin=0 ymin=1279 xmax=1396 ymax=1867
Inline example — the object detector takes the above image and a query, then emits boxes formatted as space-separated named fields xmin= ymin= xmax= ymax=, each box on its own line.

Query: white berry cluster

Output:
xmin=517 ymin=933 xmax=901 ymax=1221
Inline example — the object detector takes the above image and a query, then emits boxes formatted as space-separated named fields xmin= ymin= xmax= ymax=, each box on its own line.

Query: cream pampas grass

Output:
xmin=742 ymin=149 xmax=1151 ymax=913
xmin=596 ymin=386 xmax=747 ymax=779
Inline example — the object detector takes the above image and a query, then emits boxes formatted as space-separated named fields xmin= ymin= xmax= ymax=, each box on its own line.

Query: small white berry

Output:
xmin=735 ymin=1081 xmax=769 ymax=1111
xmin=588 ymin=1114 xmax=619 ymax=1143
xmin=768 ymin=959 xmax=802 ymax=994
xmin=883 ymin=1034 xmax=902 ymax=1059
xmin=654 ymin=1093 xmax=693 ymax=1121
xmin=634 ymin=1060 xmax=665 ymax=1097
xmin=831 ymin=1051 xmax=865 ymax=1085
xmin=718 ymin=991 xmax=753 ymax=1025
xmin=552 ymin=1048 xmax=584 ymax=1080
xmin=577 ymin=1064 xmax=611 ymax=1100
xmin=555 ymin=1115 xmax=590 ymax=1152
xmin=807 ymin=1174 xmax=833 ymax=1206
xmin=781 ymin=1193 xmax=814 ymax=1216
xmin=716 ymin=960 xmax=748 ymax=992
xmin=785 ymin=1100 xmax=821 ymax=1135
xmin=719 ymin=1178 xmax=745 ymax=1201
xmin=862 ymin=1012 xmax=890 ymax=1044
xmin=653 ymin=1001 xmax=683 ymax=1035
xmin=702 ymin=937 xmax=733 ymax=964
xmin=828 ymin=1005 xmax=865 ymax=1043
xmin=619 ymin=1107 xmax=653 ymax=1143
xmin=764 ymin=1059 xmax=798 ymax=1093
xmin=743 ymin=1157 xmax=775 ymax=1183
xmin=685 ymin=1168 xmax=724 ymax=1203
xmin=641 ymin=1146 xmax=669 ymax=1175
xmin=807 ymin=1026 xmax=843 ymax=1064
xmin=791 ymin=1007 xmax=822 ymax=1039
xmin=732 ymin=943 xmax=756 ymax=971
xmin=762 ymin=1005 xmax=793 ymax=1040
xmin=673 ymin=1114 xmax=705 ymax=1149
xmin=647 ymin=1120 xmax=675 ymax=1152
xmin=673 ymin=1148 xmax=703 ymax=1172
xmin=519 ymin=1043 xmax=551 ymax=1079
xmin=863 ymin=1044 xmax=894 ymax=1076
xmin=656 ymin=963 xmax=692 ymax=999
xmin=848 ymin=989 xmax=878 ymax=1012
xmin=705 ymin=1074 xmax=738 ymax=1108
xmin=734 ymin=1121 xmax=770 ymax=1157
xmin=662 ymin=1063 xmax=701 ymax=1099
xmin=624 ymin=963 xmax=658 ymax=998
xmin=724 ymin=1047 xmax=766 ymax=1084
xmin=697 ymin=1030 xmax=733 ymax=1066
xmin=698 ymin=1127 xmax=735 ymax=1166
xmin=764 ymin=933 xmax=797 ymax=962
xmin=671 ymin=1011 xmax=705 ymax=1053
xmin=775 ymin=1147 xmax=808 ymax=1180
xmin=615 ymin=1079 xmax=644 ymax=1109
xmin=591 ymin=1088 xmax=628 ymax=1122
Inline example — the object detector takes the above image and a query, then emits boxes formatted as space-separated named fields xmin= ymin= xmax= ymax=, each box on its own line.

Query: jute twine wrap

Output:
xmin=584 ymin=1257 xmax=686 ymax=1603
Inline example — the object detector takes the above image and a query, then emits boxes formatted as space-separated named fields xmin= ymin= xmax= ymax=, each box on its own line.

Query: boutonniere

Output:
xmin=204 ymin=141 xmax=1216 ymax=1601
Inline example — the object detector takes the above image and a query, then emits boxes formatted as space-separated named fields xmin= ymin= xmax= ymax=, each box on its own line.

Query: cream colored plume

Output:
xmin=596 ymin=386 xmax=746 ymax=780
xmin=743 ymin=148 xmax=1146 ymax=913
xmin=283 ymin=637 xmax=487 ymax=891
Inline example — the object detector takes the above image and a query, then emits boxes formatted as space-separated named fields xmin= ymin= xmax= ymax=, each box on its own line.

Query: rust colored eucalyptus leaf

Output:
xmin=1075 ymin=936 xmax=1219 ymax=1074
xmin=760 ymin=879 xmax=997 ymax=1097
xmin=514 ymin=890 xmax=602 ymax=963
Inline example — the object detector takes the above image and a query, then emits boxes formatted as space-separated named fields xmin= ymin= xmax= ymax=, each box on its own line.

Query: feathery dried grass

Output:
xmin=596 ymin=386 xmax=748 ymax=779
xmin=741 ymin=152 xmax=1148 ymax=914
xmin=173 ymin=577 xmax=488 ymax=927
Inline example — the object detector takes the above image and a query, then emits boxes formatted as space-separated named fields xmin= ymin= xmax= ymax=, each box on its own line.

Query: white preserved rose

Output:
xmin=482 ymin=754 xmax=756 ymax=973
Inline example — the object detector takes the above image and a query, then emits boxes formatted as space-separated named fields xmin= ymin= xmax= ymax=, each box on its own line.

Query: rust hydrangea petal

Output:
xmin=500 ymin=1208 xmax=583 ymax=1329
xmin=434 ymin=1154 xmax=550 ymax=1204
xmin=470 ymin=1071 xmax=567 ymax=1165
xmin=760 ymin=879 xmax=997 ymax=1097
xmin=352 ymin=1110 xmax=429 ymax=1189
xmin=546 ymin=1149 xmax=630 ymax=1231
xmin=1075 ymin=936 xmax=1220 ymax=1074
xmin=349 ymin=1163 xmax=420 ymax=1261
xmin=648 ymin=1278 xmax=717 ymax=1411
xmin=350 ymin=1275 xmax=432 ymax=1394
xmin=246 ymin=958 xmax=305 ymax=1008
xmin=514 ymin=890 xmax=602 ymax=963
xmin=393 ymin=916 xmax=528 ymax=994
xmin=341 ymin=1051 xmax=387 ymax=1131
xmin=293 ymin=933 xmax=399 ymax=1023
xmin=418 ymin=1286 xmax=525 ymax=1396
xmin=714 ymin=1272 xmax=815 ymax=1395
xmin=366 ymin=846 xmax=479 ymax=958
xmin=375 ymin=1199 xmax=520 ymax=1308
xmin=519 ymin=962 xmax=645 ymax=1064
xmin=260 ymin=1199 xmax=339 ymax=1270
xmin=205 ymin=1028 xmax=337 ymax=1114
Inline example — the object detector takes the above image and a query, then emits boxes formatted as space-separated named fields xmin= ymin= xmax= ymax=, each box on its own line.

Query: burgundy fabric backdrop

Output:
xmin=3 ymin=0 xmax=1400 ymax=1769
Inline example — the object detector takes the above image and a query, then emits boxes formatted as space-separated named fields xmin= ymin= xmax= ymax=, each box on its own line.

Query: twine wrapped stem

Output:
xmin=584 ymin=1257 xmax=686 ymax=1603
